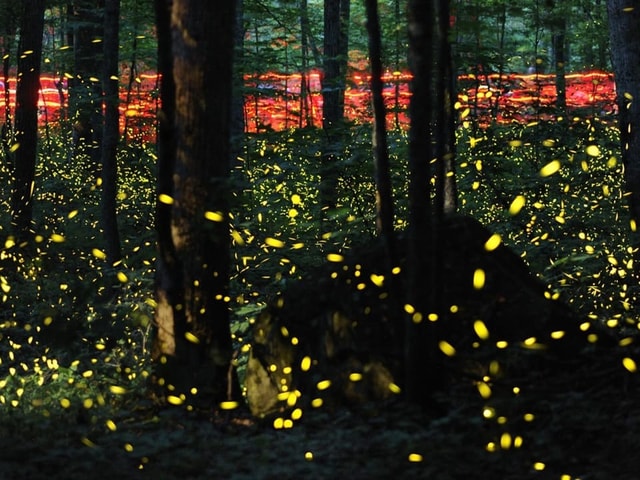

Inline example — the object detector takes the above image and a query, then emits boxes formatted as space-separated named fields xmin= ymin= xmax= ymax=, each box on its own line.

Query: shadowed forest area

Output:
xmin=1 ymin=0 xmax=640 ymax=479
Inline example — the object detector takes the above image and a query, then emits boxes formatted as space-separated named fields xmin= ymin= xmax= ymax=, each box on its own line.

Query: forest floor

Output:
xmin=2 ymin=343 xmax=639 ymax=480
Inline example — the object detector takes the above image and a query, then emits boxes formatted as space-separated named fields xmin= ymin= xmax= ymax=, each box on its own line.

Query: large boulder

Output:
xmin=245 ymin=215 xmax=587 ymax=418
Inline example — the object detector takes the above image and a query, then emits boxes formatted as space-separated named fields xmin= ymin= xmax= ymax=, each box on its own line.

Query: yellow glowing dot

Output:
xmin=482 ymin=407 xmax=495 ymax=419
xmin=477 ymin=381 xmax=492 ymax=399
xmin=124 ymin=443 xmax=134 ymax=453
xmin=486 ymin=442 xmax=497 ymax=452
xmin=550 ymin=330 xmax=565 ymax=339
xmin=473 ymin=320 xmax=490 ymax=340
xmin=311 ymin=398 xmax=323 ymax=408
xmin=408 ymin=453 xmax=423 ymax=462
xmin=81 ymin=437 xmax=96 ymax=448
xmin=438 ymin=340 xmax=456 ymax=357
xmin=300 ymin=356 xmax=312 ymax=372
xmin=404 ymin=304 xmax=415 ymax=314
xmin=533 ymin=462 xmax=545 ymax=471
xmin=316 ymin=380 xmax=331 ymax=391
xmin=117 ymin=271 xmax=128 ymax=283
xmin=622 ymin=357 xmax=637 ymax=373
xmin=167 ymin=395 xmax=183 ymax=405
xmin=327 ymin=253 xmax=344 ymax=262
xmin=158 ymin=193 xmax=173 ymax=204
xmin=370 ymin=274 xmax=385 ymax=287
xmin=473 ymin=269 xmax=485 ymax=289
xmin=273 ymin=417 xmax=284 ymax=429
xmin=291 ymin=408 xmax=303 ymax=420
xmin=106 ymin=419 xmax=117 ymax=431
xmin=60 ymin=398 xmax=71 ymax=408
xmin=500 ymin=432 xmax=512 ymax=450
xmin=265 ymin=237 xmax=285 ymax=248
xmin=585 ymin=145 xmax=601 ymax=157
xmin=184 ymin=332 xmax=200 ymax=344
xmin=50 ymin=233 xmax=65 ymax=243
xmin=508 ymin=140 xmax=522 ymax=147
xmin=109 ymin=385 xmax=127 ymax=395
xmin=288 ymin=208 xmax=299 ymax=218
xmin=304 ymin=451 xmax=313 ymax=461
xmin=540 ymin=160 xmax=561 ymax=177
xmin=349 ymin=372 xmax=363 ymax=382
xmin=291 ymin=194 xmax=302 ymax=205
xmin=220 ymin=401 xmax=239 ymax=410
xmin=484 ymin=233 xmax=501 ymax=251
xmin=388 ymin=383 xmax=401 ymax=394
xmin=204 ymin=210 xmax=224 ymax=222
xmin=92 ymin=248 xmax=106 ymax=260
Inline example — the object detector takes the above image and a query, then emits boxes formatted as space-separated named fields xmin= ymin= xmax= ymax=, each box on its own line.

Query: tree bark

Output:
xmin=320 ymin=0 xmax=343 ymax=212
xmin=405 ymin=0 xmax=453 ymax=407
xmin=364 ymin=0 xmax=395 ymax=258
xmin=101 ymin=0 xmax=121 ymax=265
xmin=607 ymin=0 xmax=640 ymax=272
xmin=153 ymin=0 xmax=240 ymax=406
xmin=11 ymin=0 xmax=46 ymax=241
xmin=69 ymin=0 xmax=103 ymax=167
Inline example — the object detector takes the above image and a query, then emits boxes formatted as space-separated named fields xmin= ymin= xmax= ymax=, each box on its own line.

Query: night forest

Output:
xmin=1 ymin=0 xmax=640 ymax=478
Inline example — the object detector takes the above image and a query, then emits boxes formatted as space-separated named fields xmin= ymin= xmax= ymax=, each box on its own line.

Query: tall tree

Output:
xmin=69 ymin=0 xmax=103 ymax=166
xmin=100 ymin=0 xmax=121 ymax=265
xmin=607 ymin=0 xmax=640 ymax=275
xmin=153 ymin=0 xmax=240 ymax=405
xmin=320 ymin=0 xmax=349 ymax=212
xmin=364 ymin=0 xmax=395 ymax=259
xmin=11 ymin=0 xmax=46 ymax=241
xmin=404 ymin=0 xmax=455 ymax=406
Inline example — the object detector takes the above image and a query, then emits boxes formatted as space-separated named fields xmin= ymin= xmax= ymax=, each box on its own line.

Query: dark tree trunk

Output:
xmin=152 ymin=0 xmax=240 ymax=406
xmin=405 ymin=0 xmax=435 ymax=405
xmin=405 ymin=0 xmax=454 ymax=407
xmin=320 ymin=0 xmax=343 ymax=212
xmin=230 ymin=0 xmax=245 ymax=167
xmin=101 ymin=0 xmax=121 ymax=265
xmin=364 ymin=0 xmax=395 ymax=259
xmin=607 ymin=0 xmax=640 ymax=276
xmin=300 ymin=0 xmax=312 ymax=128
xmin=11 ymin=0 xmax=46 ymax=241
xmin=69 ymin=0 xmax=103 ymax=167
xmin=553 ymin=20 xmax=566 ymax=112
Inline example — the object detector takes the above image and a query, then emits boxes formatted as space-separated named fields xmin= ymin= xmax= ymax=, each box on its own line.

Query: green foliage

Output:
xmin=0 ymin=109 xmax=638 ymax=479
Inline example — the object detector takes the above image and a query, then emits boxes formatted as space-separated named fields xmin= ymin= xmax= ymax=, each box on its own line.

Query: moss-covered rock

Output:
xmin=246 ymin=215 xmax=590 ymax=418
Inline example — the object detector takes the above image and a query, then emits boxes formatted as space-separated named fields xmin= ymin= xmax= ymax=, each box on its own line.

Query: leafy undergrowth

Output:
xmin=1 ymin=118 xmax=640 ymax=478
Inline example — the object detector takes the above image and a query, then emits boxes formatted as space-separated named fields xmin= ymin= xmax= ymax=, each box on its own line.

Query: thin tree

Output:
xmin=364 ymin=0 xmax=395 ymax=260
xmin=101 ymin=0 xmax=121 ymax=265
xmin=11 ymin=0 xmax=46 ymax=241
xmin=152 ymin=0 xmax=240 ymax=405
xmin=69 ymin=0 xmax=103 ymax=167
xmin=607 ymin=0 xmax=640 ymax=277
xmin=320 ymin=0 xmax=349 ymax=213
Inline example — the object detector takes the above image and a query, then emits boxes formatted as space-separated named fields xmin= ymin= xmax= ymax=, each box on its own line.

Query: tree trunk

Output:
xmin=152 ymin=0 xmax=240 ymax=406
xmin=553 ymin=18 xmax=566 ymax=112
xmin=11 ymin=0 xmax=46 ymax=241
xmin=607 ymin=0 xmax=640 ymax=275
xmin=69 ymin=0 xmax=103 ymax=167
xmin=320 ymin=0 xmax=343 ymax=212
xmin=230 ymin=0 xmax=245 ymax=167
xmin=101 ymin=0 xmax=121 ymax=265
xmin=364 ymin=0 xmax=395 ymax=258
xmin=405 ymin=0 xmax=452 ymax=407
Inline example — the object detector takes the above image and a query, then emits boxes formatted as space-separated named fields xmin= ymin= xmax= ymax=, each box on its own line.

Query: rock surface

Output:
xmin=245 ymin=215 xmax=587 ymax=418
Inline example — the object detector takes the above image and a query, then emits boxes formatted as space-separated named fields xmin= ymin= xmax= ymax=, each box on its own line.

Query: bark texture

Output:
xmin=607 ymin=1 xmax=640 ymax=269
xmin=153 ymin=0 xmax=239 ymax=405
xmin=11 ymin=0 xmax=46 ymax=240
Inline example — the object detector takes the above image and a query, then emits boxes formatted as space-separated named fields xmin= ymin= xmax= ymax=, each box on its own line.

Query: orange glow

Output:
xmin=0 ymin=70 xmax=617 ymax=141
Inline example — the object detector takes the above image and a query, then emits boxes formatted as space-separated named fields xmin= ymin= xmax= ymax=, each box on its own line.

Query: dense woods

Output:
xmin=1 ymin=0 xmax=640 ymax=478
